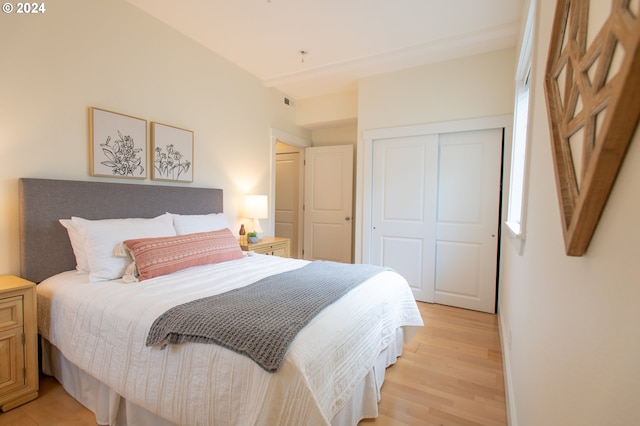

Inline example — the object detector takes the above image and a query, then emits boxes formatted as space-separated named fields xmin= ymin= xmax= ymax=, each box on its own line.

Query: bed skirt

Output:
xmin=41 ymin=327 xmax=406 ymax=426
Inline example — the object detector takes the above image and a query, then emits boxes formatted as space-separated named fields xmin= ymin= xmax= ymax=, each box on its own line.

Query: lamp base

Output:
xmin=252 ymin=218 xmax=264 ymax=241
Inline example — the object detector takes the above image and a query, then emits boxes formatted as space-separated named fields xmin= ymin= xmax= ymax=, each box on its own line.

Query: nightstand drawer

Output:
xmin=267 ymin=245 xmax=288 ymax=257
xmin=256 ymin=243 xmax=287 ymax=256
xmin=0 ymin=296 xmax=23 ymax=331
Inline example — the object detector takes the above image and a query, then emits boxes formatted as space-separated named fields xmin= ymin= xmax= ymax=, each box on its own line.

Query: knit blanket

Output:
xmin=146 ymin=261 xmax=389 ymax=372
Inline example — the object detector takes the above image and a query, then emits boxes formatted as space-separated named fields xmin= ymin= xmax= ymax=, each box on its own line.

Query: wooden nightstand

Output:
xmin=239 ymin=237 xmax=290 ymax=258
xmin=0 ymin=275 xmax=38 ymax=412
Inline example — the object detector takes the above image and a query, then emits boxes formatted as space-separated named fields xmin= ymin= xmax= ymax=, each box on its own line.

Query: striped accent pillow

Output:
xmin=123 ymin=228 xmax=243 ymax=281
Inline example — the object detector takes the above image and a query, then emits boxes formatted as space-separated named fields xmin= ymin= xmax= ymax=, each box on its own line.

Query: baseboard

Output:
xmin=498 ymin=307 xmax=518 ymax=426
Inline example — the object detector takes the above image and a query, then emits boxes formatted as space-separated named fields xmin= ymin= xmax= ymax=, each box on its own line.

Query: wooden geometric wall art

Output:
xmin=544 ymin=0 xmax=640 ymax=256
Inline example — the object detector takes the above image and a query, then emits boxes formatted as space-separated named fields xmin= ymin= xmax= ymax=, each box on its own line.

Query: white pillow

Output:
xmin=59 ymin=219 xmax=90 ymax=273
xmin=71 ymin=213 xmax=176 ymax=282
xmin=170 ymin=212 xmax=230 ymax=235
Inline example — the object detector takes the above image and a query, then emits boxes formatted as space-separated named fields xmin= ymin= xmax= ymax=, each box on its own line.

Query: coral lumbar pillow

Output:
xmin=123 ymin=228 xmax=243 ymax=281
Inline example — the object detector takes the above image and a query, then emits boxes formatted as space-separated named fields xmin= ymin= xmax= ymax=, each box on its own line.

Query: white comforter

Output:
xmin=37 ymin=254 xmax=423 ymax=425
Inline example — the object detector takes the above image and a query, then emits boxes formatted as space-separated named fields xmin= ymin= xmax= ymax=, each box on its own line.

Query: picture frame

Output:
xmin=544 ymin=1 xmax=640 ymax=256
xmin=89 ymin=107 xmax=147 ymax=179
xmin=151 ymin=122 xmax=194 ymax=183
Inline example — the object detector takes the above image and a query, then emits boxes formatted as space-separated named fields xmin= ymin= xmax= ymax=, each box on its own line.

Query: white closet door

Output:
xmin=434 ymin=128 xmax=502 ymax=312
xmin=371 ymin=128 xmax=502 ymax=312
xmin=371 ymin=135 xmax=439 ymax=302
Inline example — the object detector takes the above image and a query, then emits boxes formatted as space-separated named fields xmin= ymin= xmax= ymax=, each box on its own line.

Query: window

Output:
xmin=506 ymin=0 xmax=535 ymax=239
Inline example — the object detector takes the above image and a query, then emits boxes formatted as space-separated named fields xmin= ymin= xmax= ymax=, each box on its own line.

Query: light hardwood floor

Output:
xmin=361 ymin=303 xmax=507 ymax=426
xmin=1 ymin=302 xmax=506 ymax=426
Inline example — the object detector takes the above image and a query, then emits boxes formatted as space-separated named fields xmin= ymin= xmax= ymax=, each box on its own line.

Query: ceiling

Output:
xmin=125 ymin=0 xmax=525 ymax=100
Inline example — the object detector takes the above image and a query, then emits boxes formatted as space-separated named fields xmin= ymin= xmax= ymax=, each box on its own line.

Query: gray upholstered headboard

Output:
xmin=19 ymin=178 xmax=223 ymax=283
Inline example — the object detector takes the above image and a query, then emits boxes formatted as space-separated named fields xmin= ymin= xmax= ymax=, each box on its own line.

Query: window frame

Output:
xmin=505 ymin=0 xmax=535 ymax=240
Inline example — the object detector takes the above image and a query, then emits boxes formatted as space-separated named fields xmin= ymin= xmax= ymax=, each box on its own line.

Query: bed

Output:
xmin=19 ymin=178 xmax=423 ymax=426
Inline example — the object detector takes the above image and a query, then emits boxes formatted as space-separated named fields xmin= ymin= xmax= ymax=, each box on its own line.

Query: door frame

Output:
xmin=358 ymin=116 xmax=513 ymax=269
xmin=270 ymin=128 xmax=311 ymax=256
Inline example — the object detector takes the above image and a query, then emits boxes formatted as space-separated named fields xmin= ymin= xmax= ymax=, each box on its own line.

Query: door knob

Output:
xmin=345 ymin=217 xmax=351 ymax=221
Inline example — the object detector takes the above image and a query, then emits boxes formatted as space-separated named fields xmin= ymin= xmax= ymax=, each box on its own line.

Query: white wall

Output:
xmin=296 ymin=91 xmax=358 ymax=129
xmin=357 ymin=48 xmax=517 ymax=132
xmin=0 ymin=0 xmax=307 ymax=275
xmin=499 ymin=1 xmax=640 ymax=425
xmin=311 ymin=125 xmax=358 ymax=147
xmin=292 ymin=91 xmax=358 ymax=147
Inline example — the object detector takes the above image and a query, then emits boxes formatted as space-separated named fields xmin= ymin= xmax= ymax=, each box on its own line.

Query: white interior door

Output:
xmin=304 ymin=145 xmax=353 ymax=262
xmin=371 ymin=135 xmax=438 ymax=302
xmin=371 ymin=128 xmax=502 ymax=312
xmin=275 ymin=145 xmax=302 ymax=258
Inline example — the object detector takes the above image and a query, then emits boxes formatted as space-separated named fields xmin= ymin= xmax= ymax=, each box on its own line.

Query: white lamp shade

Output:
xmin=244 ymin=195 xmax=268 ymax=219
xmin=244 ymin=195 xmax=268 ymax=239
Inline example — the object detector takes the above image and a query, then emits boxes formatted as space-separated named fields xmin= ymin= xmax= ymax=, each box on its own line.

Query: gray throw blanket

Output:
xmin=146 ymin=261 xmax=388 ymax=372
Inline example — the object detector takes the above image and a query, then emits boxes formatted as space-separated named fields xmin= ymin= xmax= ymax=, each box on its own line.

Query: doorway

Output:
xmin=275 ymin=142 xmax=303 ymax=258
xmin=273 ymin=134 xmax=355 ymax=262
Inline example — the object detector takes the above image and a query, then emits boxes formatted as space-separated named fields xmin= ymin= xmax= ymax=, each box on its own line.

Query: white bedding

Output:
xmin=37 ymin=253 xmax=423 ymax=425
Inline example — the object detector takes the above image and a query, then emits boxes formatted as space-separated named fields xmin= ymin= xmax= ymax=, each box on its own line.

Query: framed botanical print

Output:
xmin=89 ymin=107 xmax=147 ymax=179
xmin=150 ymin=122 xmax=194 ymax=183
